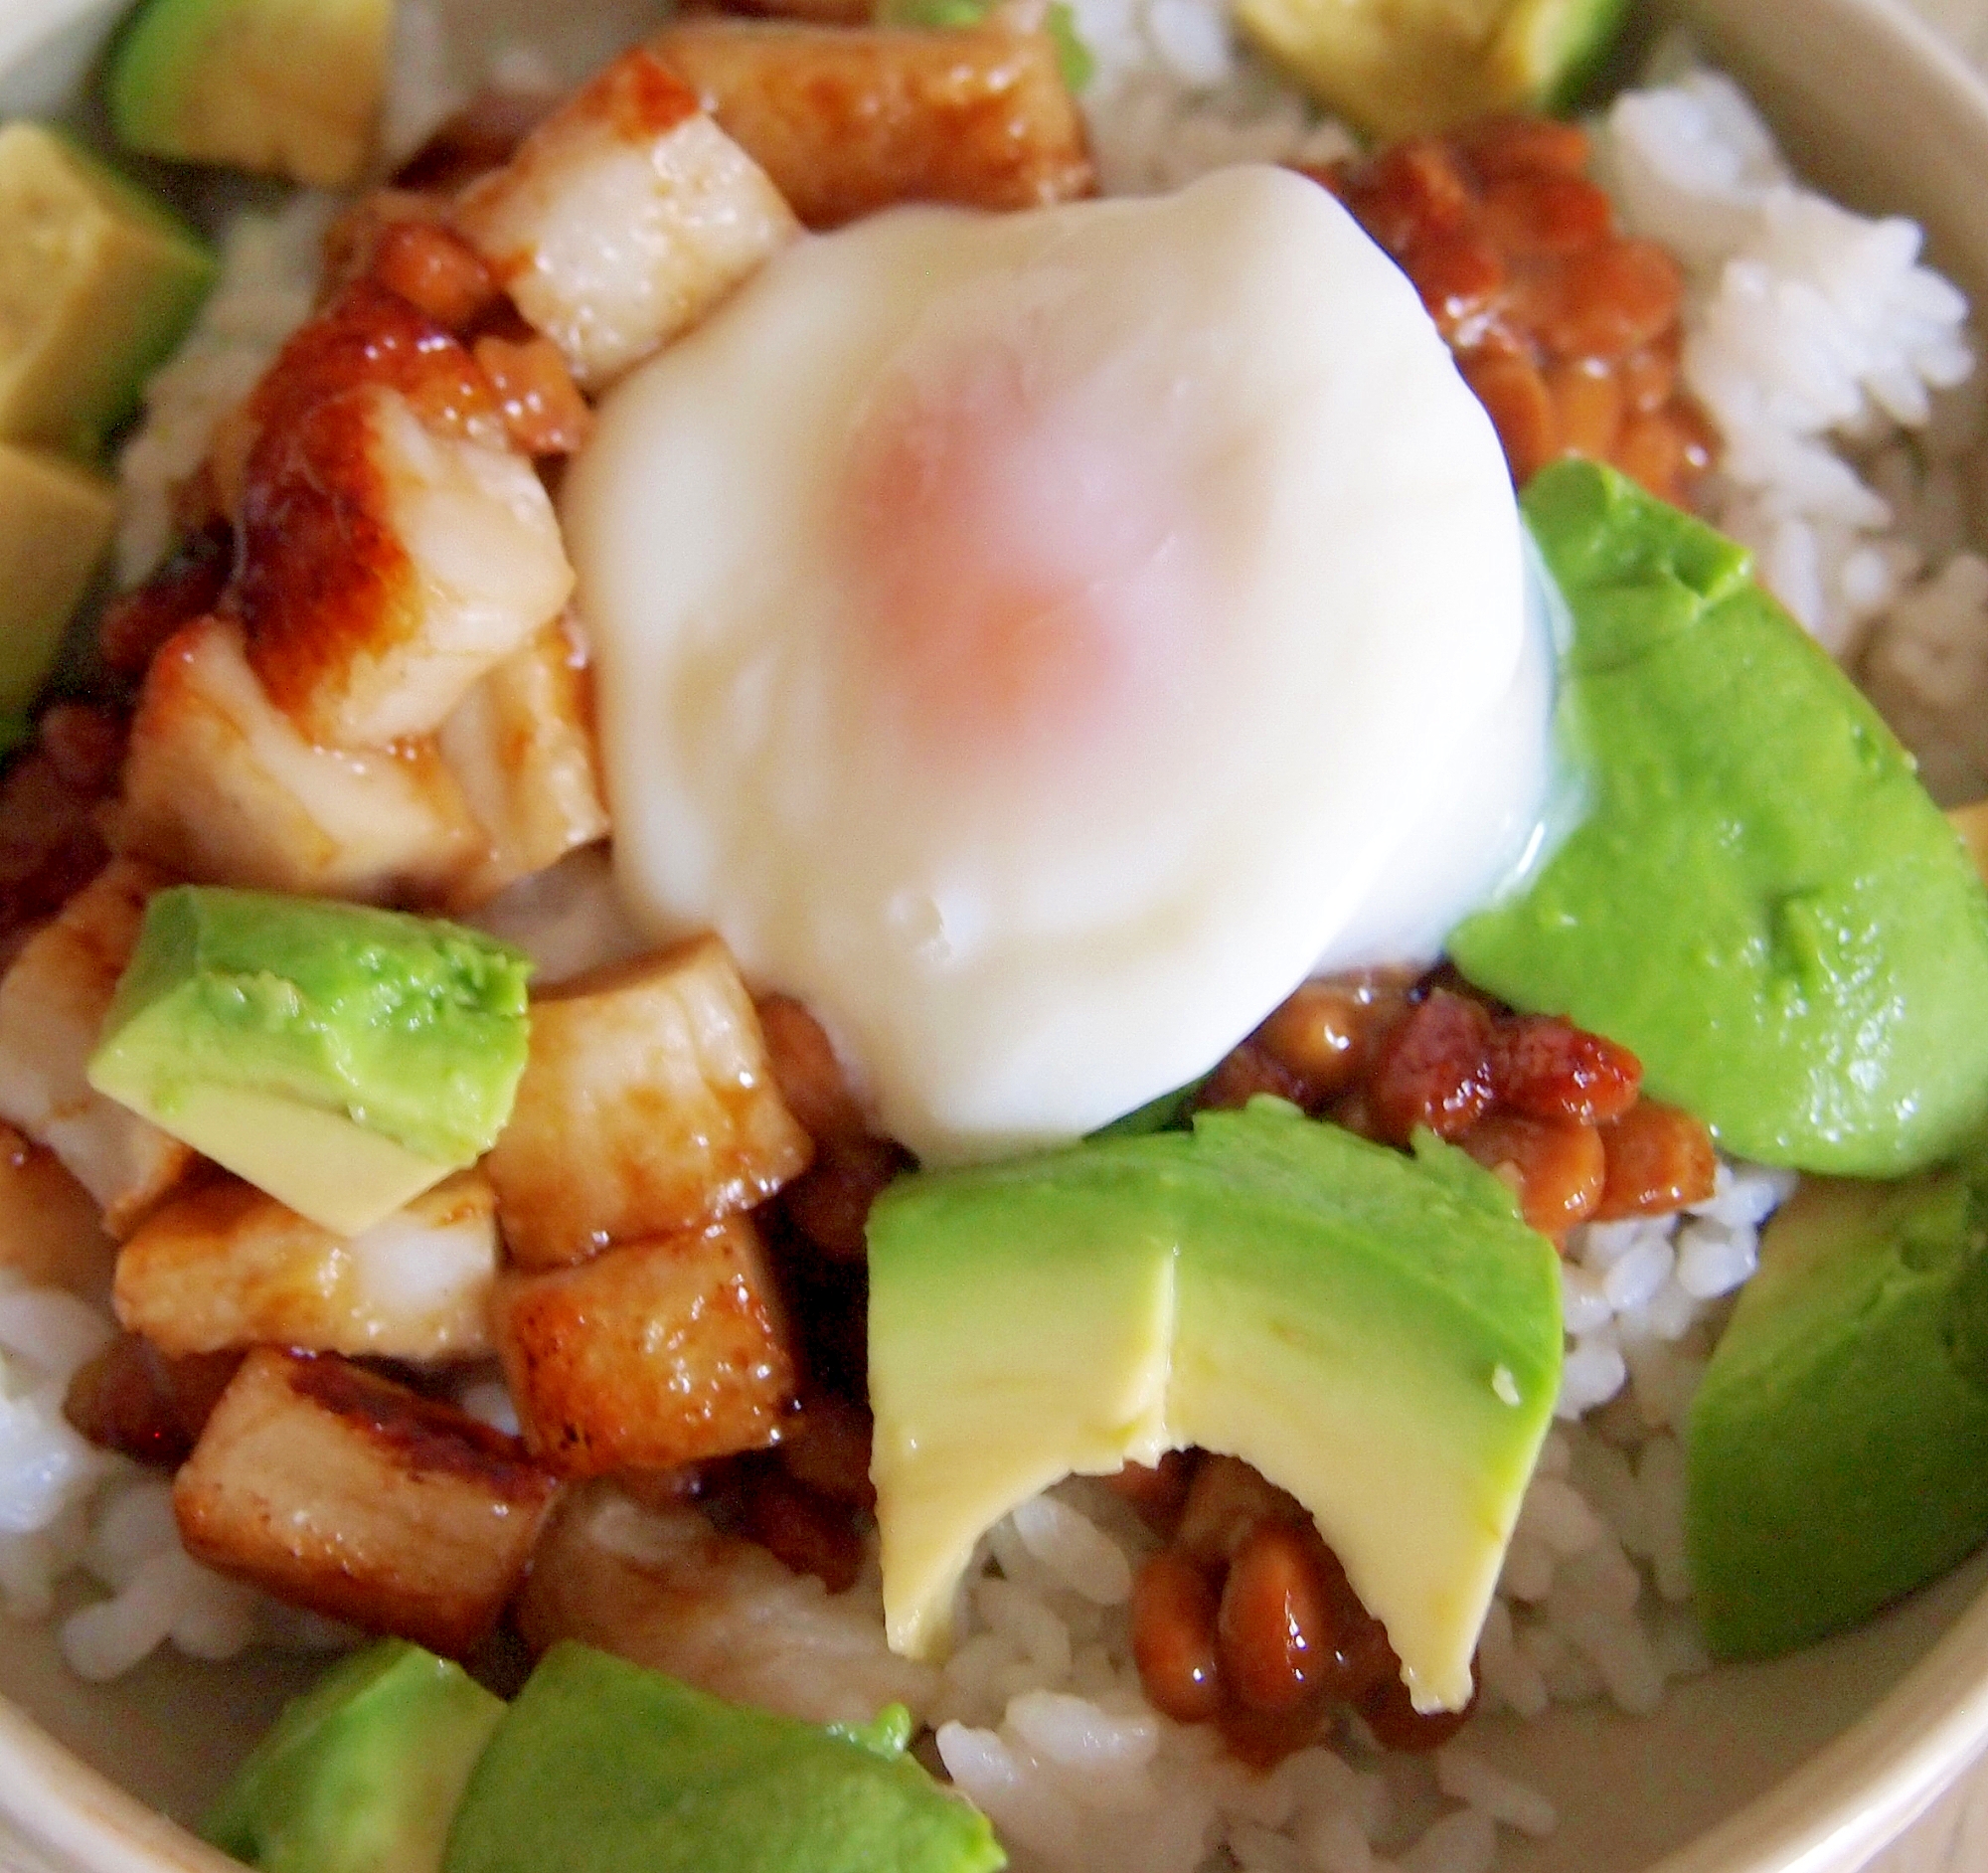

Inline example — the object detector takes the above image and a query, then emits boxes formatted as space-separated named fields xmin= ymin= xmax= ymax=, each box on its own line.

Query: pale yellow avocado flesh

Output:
xmin=109 ymin=0 xmax=392 ymax=190
xmin=877 ymin=1256 xmax=1546 ymax=1713
xmin=84 ymin=890 xmax=531 ymax=1239
xmin=867 ymin=1108 xmax=1564 ymax=1715
xmin=0 ymin=124 xmax=214 ymax=454
xmin=82 ymin=1075 xmax=455 ymax=1237
xmin=1170 ymin=1256 xmax=1547 ymax=1713
xmin=870 ymin=1189 xmax=1178 ymax=1663
xmin=0 ymin=445 xmax=115 ymax=717
xmin=1236 ymin=0 xmax=1513 ymax=141
xmin=1234 ymin=0 xmax=1623 ymax=139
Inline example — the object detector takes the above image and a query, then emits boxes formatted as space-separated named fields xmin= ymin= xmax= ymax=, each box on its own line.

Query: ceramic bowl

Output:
xmin=4 ymin=0 xmax=1988 ymax=1867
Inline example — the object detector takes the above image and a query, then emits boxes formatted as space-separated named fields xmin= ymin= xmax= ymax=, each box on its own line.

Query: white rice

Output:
xmin=112 ymin=192 xmax=335 ymax=589
xmin=62 ymin=5 xmax=1988 ymax=1869
xmin=1597 ymin=65 xmax=1975 ymax=657
xmin=1593 ymin=59 xmax=1988 ymax=800
xmin=0 ymin=1269 xmax=351 ymax=1683
xmin=1070 ymin=0 xmax=1358 ymax=194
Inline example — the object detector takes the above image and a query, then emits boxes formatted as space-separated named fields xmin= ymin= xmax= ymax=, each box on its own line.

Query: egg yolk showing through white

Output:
xmin=564 ymin=165 xmax=1549 ymax=1165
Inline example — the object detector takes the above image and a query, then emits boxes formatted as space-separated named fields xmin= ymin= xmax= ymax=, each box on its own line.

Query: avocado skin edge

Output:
xmin=1686 ymin=1168 xmax=1988 ymax=1659
xmin=441 ymin=1641 xmax=1005 ymax=1873
xmin=1449 ymin=458 xmax=1988 ymax=1178
xmin=1502 ymin=0 xmax=1634 ymax=117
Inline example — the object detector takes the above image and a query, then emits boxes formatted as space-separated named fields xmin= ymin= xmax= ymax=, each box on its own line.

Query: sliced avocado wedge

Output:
xmin=1449 ymin=459 xmax=1988 ymax=1178
xmin=108 ymin=0 xmax=392 ymax=188
xmin=0 ymin=443 xmax=116 ymax=716
xmin=0 ymin=123 xmax=214 ymax=454
xmin=870 ymin=1153 xmax=1179 ymax=1661
xmin=442 ymin=1642 xmax=1005 ymax=1873
xmin=868 ymin=1100 xmax=1563 ymax=1714
xmin=205 ymin=1640 xmax=504 ymax=1873
xmin=1687 ymin=1166 xmax=1988 ymax=1658
xmin=87 ymin=888 xmax=533 ymax=1236
xmin=1234 ymin=0 xmax=1627 ymax=141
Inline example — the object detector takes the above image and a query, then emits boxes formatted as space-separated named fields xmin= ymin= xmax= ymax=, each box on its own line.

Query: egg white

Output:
xmin=565 ymin=166 xmax=1544 ymax=1163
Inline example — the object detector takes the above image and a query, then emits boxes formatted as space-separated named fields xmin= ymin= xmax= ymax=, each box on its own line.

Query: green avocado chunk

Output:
xmin=0 ymin=123 xmax=215 ymax=455
xmin=1234 ymin=0 xmax=1627 ymax=140
xmin=204 ymin=1640 xmax=504 ymax=1873
xmin=442 ymin=1642 xmax=1005 ymax=1873
xmin=87 ymin=887 xmax=532 ymax=1235
xmin=868 ymin=1100 xmax=1563 ymax=1714
xmin=0 ymin=444 xmax=117 ymax=716
xmin=1448 ymin=458 xmax=1988 ymax=1178
xmin=1499 ymin=0 xmax=1631 ymax=114
xmin=109 ymin=0 xmax=392 ymax=189
xmin=1687 ymin=1165 xmax=1988 ymax=1659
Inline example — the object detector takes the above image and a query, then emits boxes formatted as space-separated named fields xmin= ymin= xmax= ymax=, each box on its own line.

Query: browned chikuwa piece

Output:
xmin=453 ymin=46 xmax=799 ymax=393
xmin=173 ymin=1347 xmax=559 ymax=1657
xmin=113 ymin=1171 xmax=500 ymax=1361
xmin=230 ymin=280 xmax=575 ymax=751
xmin=114 ymin=614 xmax=485 ymax=904
xmin=0 ymin=857 xmax=194 ymax=1236
xmin=110 ymin=268 xmax=598 ymax=911
xmin=486 ymin=937 xmax=813 ymax=1269
xmin=516 ymin=1482 xmax=933 ymax=1725
xmin=435 ymin=617 xmax=609 ymax=910
xmin=493 ymin=1215 xmax=797 ymax=1477
xmin=646 ymin=16 xmax=1096 ymax=229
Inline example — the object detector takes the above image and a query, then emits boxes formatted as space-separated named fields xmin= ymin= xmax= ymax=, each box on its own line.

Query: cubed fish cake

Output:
xmin=237 ymin=381 xmax=574 ymax=749
xmin=0 ymin=859 xmax=193 ymax=1235
xmin=437 ymin=617 xmax=610 ymax=910
xmin=455 ymin=47 xmax=798 ymax=392
xmin=114 ymin=1171 xmax=500 ymax=1361
xmin=494 ymin=1216 xmax=796 ymax=1476
xmin=485 ymin=936 xmax=812 ymax=1267
xmin=115 ymin=617 xmax=482 ymax=903
xmin=174 ymin=1347 xmax=558 ymax=1656
xmin=647 ymin=17 xmax=1095 ymax=230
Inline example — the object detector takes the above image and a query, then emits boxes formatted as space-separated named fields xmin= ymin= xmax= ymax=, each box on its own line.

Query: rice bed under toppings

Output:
xmin=17 ymin=2 xmax=1986 ymax=1870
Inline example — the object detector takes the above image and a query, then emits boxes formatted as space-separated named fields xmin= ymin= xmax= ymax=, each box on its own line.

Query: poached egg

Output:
xmin=564 ymin=165 xmax=1548 ymax=1163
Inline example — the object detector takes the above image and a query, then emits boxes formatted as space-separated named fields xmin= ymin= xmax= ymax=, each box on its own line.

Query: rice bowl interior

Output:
xmin=5 ymin=0 xmax=1988 ymax=1870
